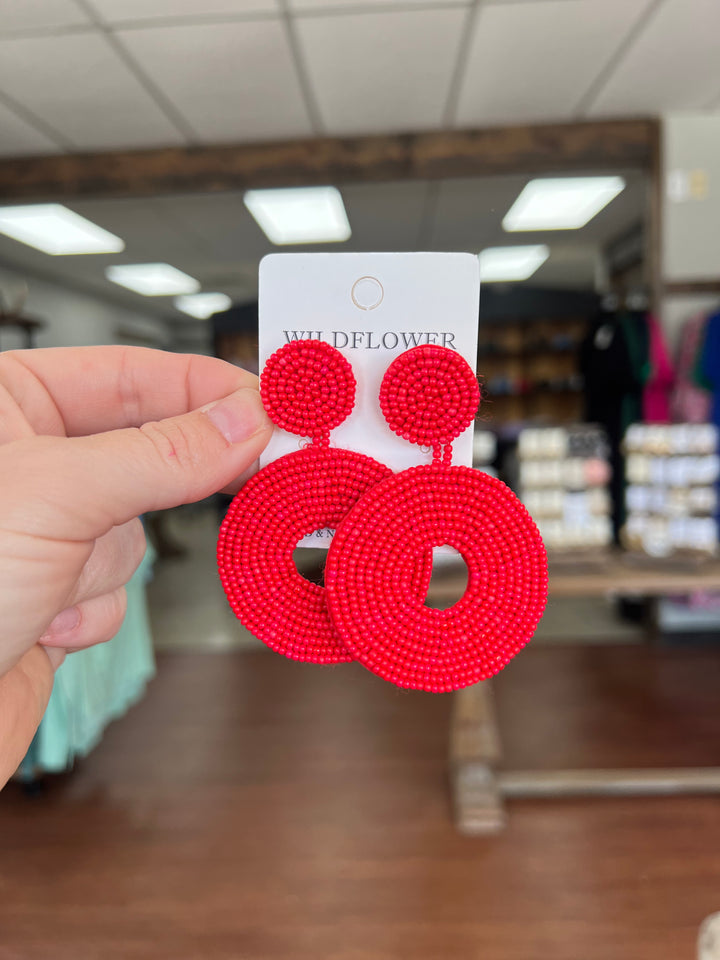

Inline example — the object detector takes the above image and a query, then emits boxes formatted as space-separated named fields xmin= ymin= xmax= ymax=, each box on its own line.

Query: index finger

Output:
xmin=0 ymin=345 xmax=258 ymax=436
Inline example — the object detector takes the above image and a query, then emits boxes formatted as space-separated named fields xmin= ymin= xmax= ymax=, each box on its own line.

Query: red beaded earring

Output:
xmin=217 ymin=339 xmax=396 ymax=664
xmin=325 ymin=344 xmax=548 ymax=692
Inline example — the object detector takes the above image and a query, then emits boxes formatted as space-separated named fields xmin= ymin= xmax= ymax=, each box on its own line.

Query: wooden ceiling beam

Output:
xmin=0 ymin=119 xmax=657 ymax=202
xmin=664 ymin=280 xmax=720 ymax=296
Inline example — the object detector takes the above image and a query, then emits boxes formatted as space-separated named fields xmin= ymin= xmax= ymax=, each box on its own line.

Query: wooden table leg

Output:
xmin=449 ymin=682 xmax=506 ymax=835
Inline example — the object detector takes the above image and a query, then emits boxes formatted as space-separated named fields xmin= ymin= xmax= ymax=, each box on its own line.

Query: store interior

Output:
xmin=1 ymin=2 xmax=720 ymax=959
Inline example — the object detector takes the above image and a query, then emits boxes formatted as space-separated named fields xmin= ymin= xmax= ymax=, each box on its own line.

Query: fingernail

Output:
xmin=41 ymin=606 xmax=81 ymax=642
xmin=205 ymin=388 xmax=270 ymax=444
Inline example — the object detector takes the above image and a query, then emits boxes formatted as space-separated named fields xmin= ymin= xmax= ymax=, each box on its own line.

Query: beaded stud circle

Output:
xmin=380 ymin=344 xmax=480 ymax=455
xmin=261 ymin=338 xmax=355 ymax=443
xmin=325 ymin=344 xmax=548 ymax=692
xmin=217 ymin=339 xmax=395 ymax=664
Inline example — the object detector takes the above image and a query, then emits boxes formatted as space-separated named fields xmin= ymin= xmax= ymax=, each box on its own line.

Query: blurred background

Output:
xmin=1 ymin=2 xmax=720 ymax=958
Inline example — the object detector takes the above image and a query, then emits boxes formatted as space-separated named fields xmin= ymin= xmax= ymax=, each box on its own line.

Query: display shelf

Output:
xmin=478 ymin=315 xmax=588 ymax=425
xmin=477 ymin=346 xmax=579 ymax=360
xmin=439 ymin=559 xmax=720 ymax=835
xmin=430 ymin=553 xmax=720 ymax=600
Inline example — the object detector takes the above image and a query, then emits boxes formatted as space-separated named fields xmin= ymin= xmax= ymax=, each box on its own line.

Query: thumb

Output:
xmin=2 ymin=386 xmax=273 ymax=541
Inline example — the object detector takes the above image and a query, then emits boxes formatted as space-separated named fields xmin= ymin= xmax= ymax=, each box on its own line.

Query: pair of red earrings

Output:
xmin=217 ymin=339 xmax=547 ymax=693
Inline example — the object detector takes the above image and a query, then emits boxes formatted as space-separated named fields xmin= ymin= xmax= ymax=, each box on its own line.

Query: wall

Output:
xmin=663 ymin=113 xmax=720 ymax=283
xmin=169 ymin=321 xmax=213 ymax=356
xmin=0 ymin=262 xmax=170 ymax=353
xmin=662 ymin=113 xmax=720 ymax=349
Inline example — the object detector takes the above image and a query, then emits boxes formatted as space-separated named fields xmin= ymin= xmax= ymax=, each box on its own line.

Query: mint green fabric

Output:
xmin=19 ymin=546 xmax=156 ymax=777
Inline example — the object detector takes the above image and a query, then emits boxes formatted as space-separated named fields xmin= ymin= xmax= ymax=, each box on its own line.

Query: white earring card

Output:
xmin=259 ymin=252 xmax=480 ymax=472
xmin=259 ymin=253 xmax=480 ymax=548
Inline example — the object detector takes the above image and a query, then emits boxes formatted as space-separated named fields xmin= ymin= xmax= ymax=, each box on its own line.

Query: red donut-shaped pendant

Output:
xmin=325 ymin=464 xmax=547 ymax=690
xmin=217 ymin=339 xmax=430 ymax=664
xmin=325 ymin=345 xmax=548 ymax=691
xmin=218 ymin=445 xmax=391 ymax=663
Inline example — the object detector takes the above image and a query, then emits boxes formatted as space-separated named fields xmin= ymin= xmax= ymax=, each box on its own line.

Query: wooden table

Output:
xmin=432 ymin=556 xmax=720 ymax=835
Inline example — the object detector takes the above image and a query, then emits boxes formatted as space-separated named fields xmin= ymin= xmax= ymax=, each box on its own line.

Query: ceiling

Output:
xmin=0 ymin=0 xmax=718 ymax=157
xmin=0 ymin=170 xmax=646 ymax=318
xmin=0 ymin=0 xmax=675 ymax=319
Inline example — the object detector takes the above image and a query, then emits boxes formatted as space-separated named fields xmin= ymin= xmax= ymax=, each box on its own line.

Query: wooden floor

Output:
xmin=2 ymin=644 xmax=720 ymax=960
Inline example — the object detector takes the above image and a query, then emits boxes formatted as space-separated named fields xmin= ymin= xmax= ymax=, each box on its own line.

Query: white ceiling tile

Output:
xmin=0 ymin=0 xmax=91 ymax=35
xmin=341 ymin=180 xmax=429 ymax=249
xmin=1 ymin=174 xmax=645 ymax=309
xmin=455 ymin=0 xmax=654 ymax=126
xmin=588 ymin=0 xmax=720 ymax=116
xmin=290 ymin=0 xmax=464 ymax=10
xmin=0 ymin=236 xmax=160 ymax=322
xmin=69 ymin=197 xmax=207 ymax=259
xmin=117 ymin=21 xmax=313 ymax=141
xmin=152 ymin=193 xmax=272 ymax=260
xmin=162 ymin=182 xmax=430 ymax=255
xmin=0 ymin=100 xmax=61 ymax=156
xmin=171 ymin=259 xmax=260 ymax=297
xmin=87 ymin=0 xmax=277 ymax=24
xmin=582 ymin=173 xmax=646 ymax=243
xmin=530 ymin=243 xmax=600 ymax=290
xmin=68 ymin=198 xmax=272 ymax=300
xmin=0 ymin=33 xmax=186 ymax=149
xmin=431 ymin=171 xmax=645 ymax=251
xmin=295 ymin=8 xmax=466 ymax=135
xmin=432 ymin=176 xmax=530 ymax=250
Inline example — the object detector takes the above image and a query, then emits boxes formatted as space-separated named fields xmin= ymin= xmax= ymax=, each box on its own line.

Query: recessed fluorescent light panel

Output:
xmin=175 ymin=292 xmax=232 ymax=319
xmin=244 ymin=186 xmax=351 ymax=245
xmin=0 ymin=204 xmax=124 ymax=255
xmin=479 ymin=245 xmax=550 ymax=283
xmin=106 ymin=263 xmax=200 ymax=296
xmin=503 ymin=177 xmax=626 ymax=232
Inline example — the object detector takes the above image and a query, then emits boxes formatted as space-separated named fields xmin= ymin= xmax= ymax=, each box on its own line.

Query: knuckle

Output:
xmin=116 ymin=346 xmax=144 ymax=425
xmin=103 ymin=588 xmax=128 ymax=640
xmin=111 ymin=587 xmax=128 ymax=621
xmin=72 ymin=519 xmax=146 ymax=604
xmin=74 ymin=589 xmax=128 ymax=649
xmin=127 ymin=517 xmax=147 ymax=565
xmin=139 ymin=418 xmax=202 ymax=473
xmin=0 ymin=350 xmax=21 ymax=383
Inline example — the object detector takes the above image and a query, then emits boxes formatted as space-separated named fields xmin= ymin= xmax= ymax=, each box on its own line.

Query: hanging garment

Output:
xmin=581 ymin=313 xmax=641 ymax=425
xmin=700 ymin=311 xmax=720 ymax=525
xmin=619 ymin=311 xmax=650 ymax=429
xmin=580 ymin=312 xmax=644 ymax=538
xmin=671 ymin=314 xmax=712 ymax=423
xmin=701 ymin=311 xmax=720 ymax=432
xmin=18 ymin=546 xmax=156 ymax=778
xmin=643 ymin=314 xmax=674 ymax=423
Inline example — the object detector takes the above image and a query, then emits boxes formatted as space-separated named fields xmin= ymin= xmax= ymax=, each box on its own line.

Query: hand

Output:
xmin=0 ymin=346 xmax=272 ymax=787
